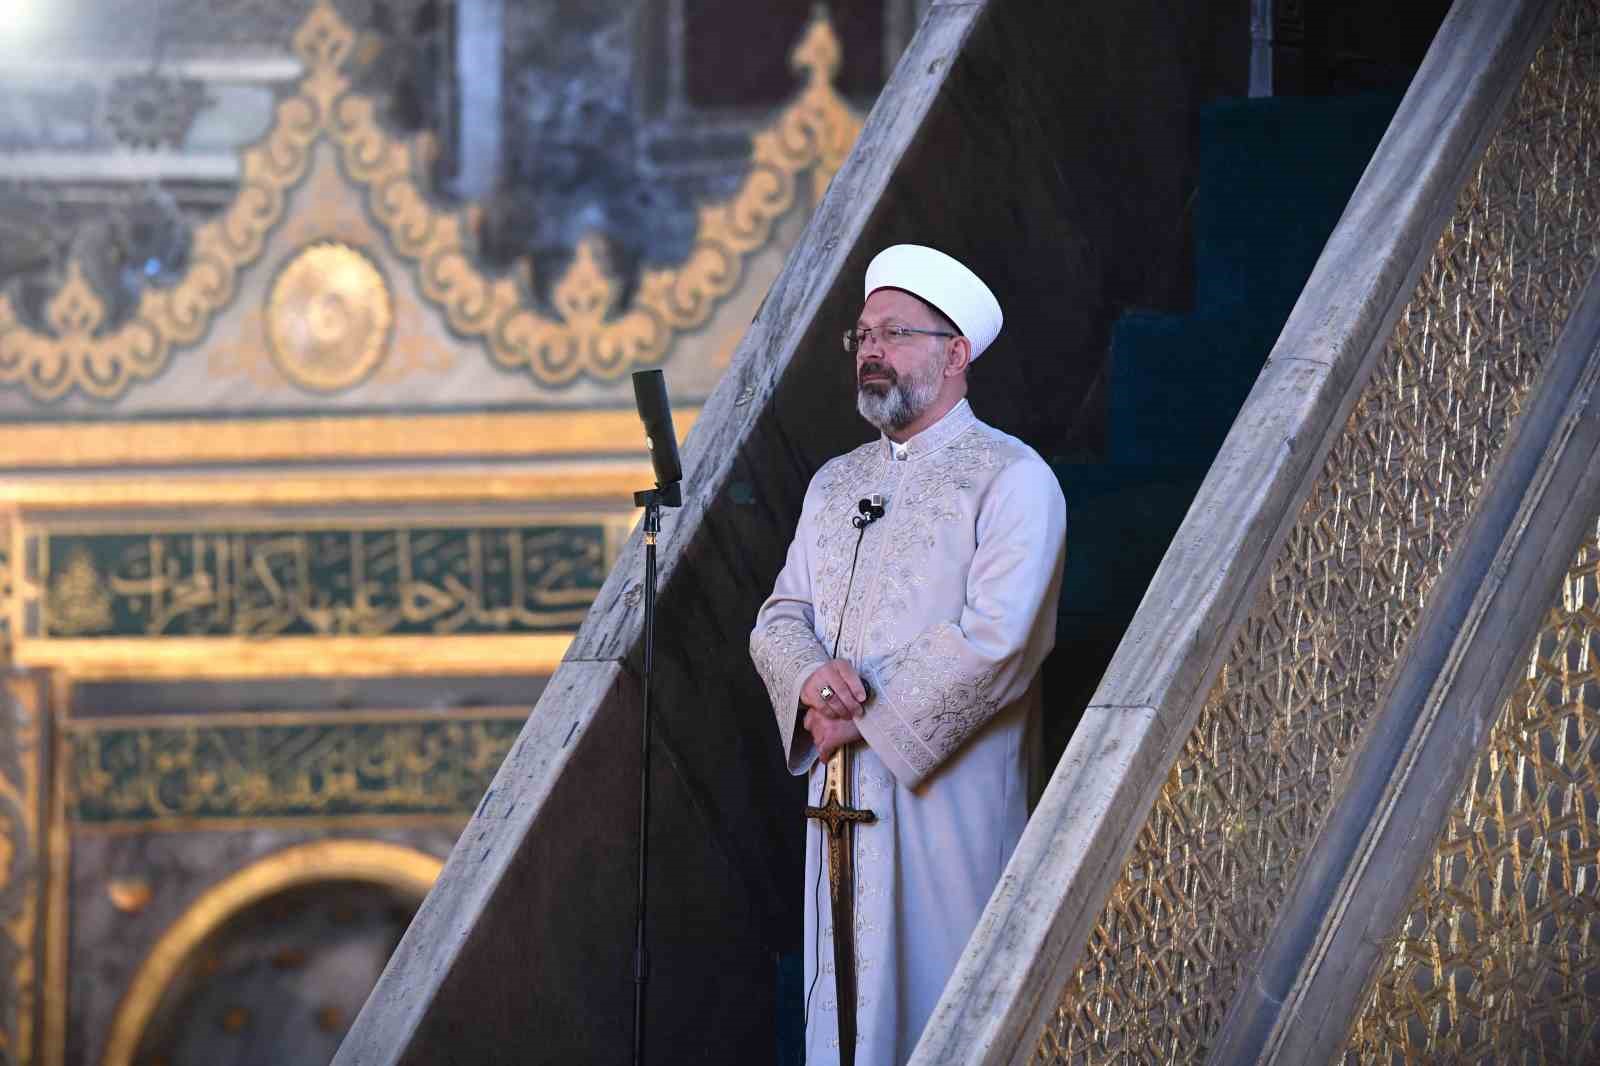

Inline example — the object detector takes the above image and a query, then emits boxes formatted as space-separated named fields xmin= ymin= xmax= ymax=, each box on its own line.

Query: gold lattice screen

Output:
xmin=1339 ymin=516 xmax=1600 ymax=1064
xmin=1033 ymin=1 xmax=1600 ymax=1061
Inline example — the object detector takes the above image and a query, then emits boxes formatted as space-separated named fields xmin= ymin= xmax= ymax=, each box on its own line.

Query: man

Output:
xmin=749 ymin=244 xmax=1067 ymax=1065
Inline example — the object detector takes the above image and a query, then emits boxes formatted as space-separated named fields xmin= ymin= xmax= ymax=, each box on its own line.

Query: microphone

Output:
xmin=852 ymin=494 xmax=886 ymax=528
xmin=632 ymin=369 xmax=682 ymax=507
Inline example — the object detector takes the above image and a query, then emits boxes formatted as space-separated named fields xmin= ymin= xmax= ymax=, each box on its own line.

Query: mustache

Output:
xmin=857 ymin=360 xmax=897 ymax=386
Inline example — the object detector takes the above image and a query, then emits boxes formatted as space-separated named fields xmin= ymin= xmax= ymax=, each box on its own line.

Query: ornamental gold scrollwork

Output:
xmin=335 ymin=4 xmax=859 ymax=386
xmin=0 ymin=0 xmax=863 ymax=402
xmin=0 ymin=72 xmax=313 ymax=401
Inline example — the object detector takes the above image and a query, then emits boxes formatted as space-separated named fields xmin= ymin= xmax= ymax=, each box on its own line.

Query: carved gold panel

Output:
xmin=1034 ymin=2 xmax=1600 ymax=1062
xmin=0 ymin=0 xmax=861 ymax=403
xmin=1337 ymin=516 xmax=1600 ymax=1064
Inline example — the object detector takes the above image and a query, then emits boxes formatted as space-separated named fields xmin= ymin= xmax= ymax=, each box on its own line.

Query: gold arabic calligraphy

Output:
xmin=70 ymin=716 xmax=524 ymax=823
xmin=42 ymin=525 xmax=604 ymax=638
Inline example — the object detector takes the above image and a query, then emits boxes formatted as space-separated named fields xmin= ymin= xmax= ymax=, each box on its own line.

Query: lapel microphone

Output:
xmin=853 ymin=494 xmax=887 ymax=528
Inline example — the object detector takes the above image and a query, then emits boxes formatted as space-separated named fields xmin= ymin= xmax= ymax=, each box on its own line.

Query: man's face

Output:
xmin=853 ymin=289 xmax=954 ymax=433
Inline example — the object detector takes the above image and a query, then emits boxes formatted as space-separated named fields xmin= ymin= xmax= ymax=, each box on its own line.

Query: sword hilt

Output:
xmin=803 ymin=795 xmax=877 ymax=835
xmin=805 ymin=743 xmax=875 ymax=833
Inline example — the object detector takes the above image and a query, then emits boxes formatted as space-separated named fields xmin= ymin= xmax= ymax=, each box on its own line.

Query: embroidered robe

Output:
xmin=749 ymin=399 xmax=1067 ymax=1066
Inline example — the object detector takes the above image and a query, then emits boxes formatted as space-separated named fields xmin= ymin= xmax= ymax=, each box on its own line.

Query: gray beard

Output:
xmin=857 ymin=357 xmax=944 ymax=433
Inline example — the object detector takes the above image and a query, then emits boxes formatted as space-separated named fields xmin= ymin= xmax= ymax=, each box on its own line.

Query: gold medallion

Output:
xmin=267 ymin=241 xmax=393 ymax=393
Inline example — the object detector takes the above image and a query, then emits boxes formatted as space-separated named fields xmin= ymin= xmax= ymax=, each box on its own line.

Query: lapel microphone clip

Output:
xmin=853 ymin=494 xmax=886 ymax=528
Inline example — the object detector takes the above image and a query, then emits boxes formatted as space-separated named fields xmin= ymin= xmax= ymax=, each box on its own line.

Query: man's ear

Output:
xmin=945 ymin=336 xmax=972 ymax=376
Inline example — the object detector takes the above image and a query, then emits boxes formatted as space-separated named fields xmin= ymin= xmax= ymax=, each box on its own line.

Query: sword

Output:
xmin=806 ymin=492 xmax=886 ymax=1060
xmin=805 ymin=740 xmax=876 ymax=1065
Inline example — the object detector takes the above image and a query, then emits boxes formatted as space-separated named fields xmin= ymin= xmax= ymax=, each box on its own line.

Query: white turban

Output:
xmin=863 ymin=244 xmax=1003 ymax=359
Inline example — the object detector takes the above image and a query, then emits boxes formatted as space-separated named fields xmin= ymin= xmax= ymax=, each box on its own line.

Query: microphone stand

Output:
xmin=632 ymin=479 xmax=679 ymax=1066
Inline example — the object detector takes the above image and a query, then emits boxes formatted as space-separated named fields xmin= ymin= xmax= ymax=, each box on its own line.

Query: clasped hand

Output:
xmin=800 ymin=659 xmax=868 ymax=760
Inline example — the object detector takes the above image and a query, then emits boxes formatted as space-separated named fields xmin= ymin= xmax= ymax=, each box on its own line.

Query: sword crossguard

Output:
xmin=804 ymin=793 xmax=877 ymax=837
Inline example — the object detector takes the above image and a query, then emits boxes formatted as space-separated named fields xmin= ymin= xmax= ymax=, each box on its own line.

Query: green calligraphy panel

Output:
xmin=39 ymin=523 xmax=606 ymax=638
xmin=69 ymin=715 xmax=526 ymax=824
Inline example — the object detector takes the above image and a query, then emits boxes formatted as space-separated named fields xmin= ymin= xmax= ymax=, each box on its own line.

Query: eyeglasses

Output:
xmin=842 ymin=324 xmax=956 ymax=354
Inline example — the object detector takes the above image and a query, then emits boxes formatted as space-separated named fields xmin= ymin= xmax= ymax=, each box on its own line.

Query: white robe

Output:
xmin=749 ymin=399 xmax=1067 ymax=1066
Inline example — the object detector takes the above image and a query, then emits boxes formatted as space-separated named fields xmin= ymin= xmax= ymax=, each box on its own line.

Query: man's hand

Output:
xmin=800 ymin=659 xmax=868 ymax=719
xmin=804 ymin=709 xmax=862 ymax=761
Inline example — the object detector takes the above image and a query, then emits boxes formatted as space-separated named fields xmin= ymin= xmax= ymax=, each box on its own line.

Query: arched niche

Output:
xmin=103 ymin=840 xmax=442 ymax=1066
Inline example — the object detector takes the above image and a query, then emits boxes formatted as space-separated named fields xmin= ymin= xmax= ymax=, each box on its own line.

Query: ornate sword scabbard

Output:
xmin=804 ymin=742 xmax=875 ymax=1063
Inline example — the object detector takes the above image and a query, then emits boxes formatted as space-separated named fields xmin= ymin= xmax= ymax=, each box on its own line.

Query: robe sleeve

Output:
xmin=749 ymin=479 xmax=832 ymax=776
xmin=856 ymin=456 xmax=1066 ymax=788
